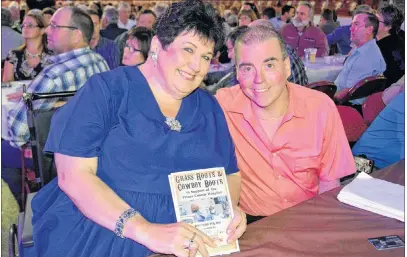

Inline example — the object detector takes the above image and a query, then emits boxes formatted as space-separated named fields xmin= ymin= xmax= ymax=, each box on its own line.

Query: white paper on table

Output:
xmin=337 ymin=172 xmax=404 ymax=222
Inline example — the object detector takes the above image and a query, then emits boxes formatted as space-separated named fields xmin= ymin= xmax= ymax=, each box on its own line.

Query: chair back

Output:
xmin=337 ymin=75 xmax=387 ymax=104
xmin=307 ymin=81 xmax=337 ymax=99
xmin=24 ymin=90 xmax=76 ymax=188
xmin=362 ymin=92 xmax=386 ymax=125
xmin=336 ymin=105 xmax=367 ymax=142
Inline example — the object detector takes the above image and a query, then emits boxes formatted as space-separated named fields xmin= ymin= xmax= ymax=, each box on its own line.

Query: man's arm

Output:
xmin=319 ymin=99 xmax=356 ymax=189
xmin=7 ymin=76 xmax=58 ymax=148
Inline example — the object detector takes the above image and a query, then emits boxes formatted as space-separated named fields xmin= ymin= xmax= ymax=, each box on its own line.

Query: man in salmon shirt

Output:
xmin=215 ymin=25 xmax=356 ymax=224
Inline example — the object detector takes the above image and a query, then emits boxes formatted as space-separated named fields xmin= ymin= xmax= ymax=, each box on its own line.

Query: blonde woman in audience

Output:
xmin=122 ymin=26 xmax=153 ymax=66
xmin=2 ymin=11 xmax=51 ymax=82
xmin=238 ymin=9 xmax=257 ymax=26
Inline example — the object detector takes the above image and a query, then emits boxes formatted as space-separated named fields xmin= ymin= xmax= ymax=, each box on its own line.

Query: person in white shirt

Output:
xmin=117 ymin=1 xmax=136 ymax=30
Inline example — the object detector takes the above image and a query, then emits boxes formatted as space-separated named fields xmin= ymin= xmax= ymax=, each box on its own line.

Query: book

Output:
xmin=169 ymin=167 xmax=240 ymax=256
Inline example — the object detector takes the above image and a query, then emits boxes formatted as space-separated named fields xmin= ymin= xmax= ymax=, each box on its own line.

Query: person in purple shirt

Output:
xmin=88 ymin=9 xmax=120 ymax=69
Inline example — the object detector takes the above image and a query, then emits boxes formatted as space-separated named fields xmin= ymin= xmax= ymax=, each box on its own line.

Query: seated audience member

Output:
xmin=117 ymin=1 xmax=136 ymax=30
xmin=326 ymin=4 xmax=373 ymax=55
xmin=100 ymin=7 xmax=127 ymax=40
xmin=88 ymin=9 xmax=120 ymax=69
xmin=376 ymin=5 xmax=405 ymax=87
xmin=206 ymin=26 xmax=249 ymax=94
xmin=270 ymin=5 xmax=295 ymax=32
xmin=114 ymin=9 xmax=157 ymax=64
xmin=281 ymin=2 xmax=329 ymax=57
xmin=122 ymin=26 xmax=153 ymax=66
xmin=238 ymin=9 xmax=257 ymax=26
xmin=319 ymin=9 xmax=338 ymax=35
xmin=1 ymin=8 xmax=24 ymax=64
xmin=334 ymin=12 xmax=386 ymax=105
xmin=8 ymin=1 xmax=21 ymax=33
xmin=216 ymin=25 xmax=355 ymax=222
xmin=137 ymin=9 xmax=156 ymax=29
xmin=352 ymin=91 xmax=404 ymax=169
xmin=5 ymin=7 xmax=109 ymax=150
xmin=41 ymin=7 xmax=55 ymax=27
xmin=262 ymin=7 xmax=276 ymax=20
xmin=3 ymin=11 xmax=52 ymax=82
xmin=241 ymin=2 xmax=260 ymax=19
xmin=30 ymin=1 xmax=246 ymax=256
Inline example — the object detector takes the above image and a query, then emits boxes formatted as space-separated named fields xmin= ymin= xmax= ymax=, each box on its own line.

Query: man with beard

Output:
xmin=281 ymin=2 xmax=328 ymax=57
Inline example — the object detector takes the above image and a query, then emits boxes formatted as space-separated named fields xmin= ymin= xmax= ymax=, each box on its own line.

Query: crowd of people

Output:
xmin=0 ymin=0 xmax=405 ymax=257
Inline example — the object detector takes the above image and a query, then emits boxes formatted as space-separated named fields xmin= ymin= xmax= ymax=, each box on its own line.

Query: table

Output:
xmin=305 ymin=56 xmax=344 ymax=84
xmin=151 ymin=160 xmax=405 ymax=257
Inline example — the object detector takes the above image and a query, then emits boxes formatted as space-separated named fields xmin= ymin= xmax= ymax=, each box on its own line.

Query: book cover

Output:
xmin=169 ymin=167 xmax=240 ymax=256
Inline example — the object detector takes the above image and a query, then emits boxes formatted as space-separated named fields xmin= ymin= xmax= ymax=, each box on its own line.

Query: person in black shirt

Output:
xmin=376 ymin=5 xmax=405 ymax=87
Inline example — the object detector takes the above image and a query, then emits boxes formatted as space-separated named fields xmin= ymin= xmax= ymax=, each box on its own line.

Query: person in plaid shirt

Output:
xmin=6 ymin=6 xmax=109 ymax=149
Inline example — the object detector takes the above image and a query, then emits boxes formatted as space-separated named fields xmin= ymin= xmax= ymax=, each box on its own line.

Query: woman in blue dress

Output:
xmin=31 ymin=0 xmax=247 ymax=257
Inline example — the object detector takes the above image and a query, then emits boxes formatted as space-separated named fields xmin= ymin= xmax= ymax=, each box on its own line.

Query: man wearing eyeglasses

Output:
xmin=334 ymin=12 xmax=386 ymax=106
xmin=6 ymin=6 xmax=109 ymax=150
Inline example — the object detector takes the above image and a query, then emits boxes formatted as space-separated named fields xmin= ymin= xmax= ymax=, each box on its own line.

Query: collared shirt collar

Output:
xmin=354 ymin=38 xmax=376 ymax=55
xmin=227 ymin=82 xmax=306 ymax=120
xmin=48 ymin=46 xmax=91 ymax=64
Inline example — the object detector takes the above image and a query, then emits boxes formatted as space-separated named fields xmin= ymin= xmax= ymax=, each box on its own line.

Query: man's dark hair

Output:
xmin=227 ymin=25 xmax=249 ymax=46
xmin=378 ymin=4 xmax=404 ymax=35
xmin=42 ymin=7 xmax=55 ymax=16
xmin=153 ymin=0 xmax=225 ymax=55
xmin=332 ymin=9 xmax=338 ymax=22
xmin=141 ymin=9 xmax=157 ymax=19
xmin=281 ymin=5 xmax=294 ymax=16
xmin=128 ymin=26 xmax=154 ymax=60
xmin=359 ymin=11 xmax=379 ymax=38
xmin=26 ymin=0 xmax=56 ymax=11
xmin=321 ymin=9 xmax=334 ymax=22
xmin=68 ymin=7 xmax=94 ymax=44
xmin=262 ymin=7 xmax=276 ymax=19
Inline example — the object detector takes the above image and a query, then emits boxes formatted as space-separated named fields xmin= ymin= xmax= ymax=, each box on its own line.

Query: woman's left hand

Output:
xmin=226 ymin=205 xmax=247 ymax=243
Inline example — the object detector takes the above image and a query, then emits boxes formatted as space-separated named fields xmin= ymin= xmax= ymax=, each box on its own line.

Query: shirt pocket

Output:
xmin=293 ymin=156 xmax=320 ymax=186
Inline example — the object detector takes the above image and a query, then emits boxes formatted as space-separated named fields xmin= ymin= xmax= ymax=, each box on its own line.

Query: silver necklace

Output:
xmin=25 ymin=49 xmax=41 ymax=59
xmin=165 ymin=117 xmax=182 ymax=132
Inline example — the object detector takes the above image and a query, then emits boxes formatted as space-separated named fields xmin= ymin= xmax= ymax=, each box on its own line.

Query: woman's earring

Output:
xmin=151 ymin=51 xmax=158 ymax=61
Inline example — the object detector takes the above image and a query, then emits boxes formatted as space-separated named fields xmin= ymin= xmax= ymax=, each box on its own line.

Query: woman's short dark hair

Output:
xmin=153 ymin=0 xmax=225 ymax=55
xmin=68 ymin=7 xmax=94 ymax=44
xmin=128 ymin=26 xmax=154 ymax=60
xmin=378 ymin=4 xmax=404 ymax=35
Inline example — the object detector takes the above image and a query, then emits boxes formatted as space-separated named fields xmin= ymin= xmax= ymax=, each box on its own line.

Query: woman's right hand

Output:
xmin=135 ymin=221 xmax=217 ymax=257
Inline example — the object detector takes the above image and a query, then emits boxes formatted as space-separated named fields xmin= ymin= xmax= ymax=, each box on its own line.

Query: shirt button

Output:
xmin=277 ymin=175 xmax=283 ymax=180
xmin=283 ymin=199 xmax=289 ymax=203
xmin=272 ymin=152 xmax=277 ymax=157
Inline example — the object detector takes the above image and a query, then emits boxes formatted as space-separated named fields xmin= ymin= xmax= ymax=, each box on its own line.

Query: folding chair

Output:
xmin=307 ymin=80 xmax=337 ymax=99
xmin=9 ymin=89 xmax=76 ymax=257
xmin=335 ymin=75 xmax=387 ymax=105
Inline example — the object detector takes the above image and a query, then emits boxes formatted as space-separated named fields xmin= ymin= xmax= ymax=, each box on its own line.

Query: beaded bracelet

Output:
xmin=115 ymin=208 xmax=140 ymax=239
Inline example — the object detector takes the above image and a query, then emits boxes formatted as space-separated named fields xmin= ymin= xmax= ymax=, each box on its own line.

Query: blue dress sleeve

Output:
xmin=44 ymin=73 xmax=118 ymax=157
